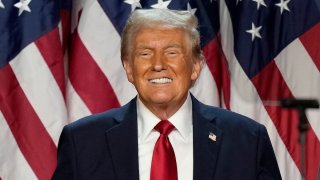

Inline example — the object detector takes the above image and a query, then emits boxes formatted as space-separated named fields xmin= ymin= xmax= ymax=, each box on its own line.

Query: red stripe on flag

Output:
xmin=203 ymin=36 xmax=231 ymax=109
xmin=35 ymin=28 xmax=66 ymax=99
xmin=69 ymin=32 xmax=120 ymax=114
xmin=299 ymin=22 xmax=320 ymax=71
xmin=251 ymin=61 xmax=319 ymax=180
xmin=0 ymin=65 xmax=57 ymax=179
xmin=60 ymin=9 xmax=71 ymax=51
xmin=305 ymin=126 xmax=320 ymax=180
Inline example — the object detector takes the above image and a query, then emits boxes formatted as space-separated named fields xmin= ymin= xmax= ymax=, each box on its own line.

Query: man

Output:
xmin=52 ymin=9 xmax=282 ymax=180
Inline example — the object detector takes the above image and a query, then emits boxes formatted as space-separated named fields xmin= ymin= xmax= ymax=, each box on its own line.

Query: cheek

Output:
xmin=131 ymin=63 xmax=148 ymax=81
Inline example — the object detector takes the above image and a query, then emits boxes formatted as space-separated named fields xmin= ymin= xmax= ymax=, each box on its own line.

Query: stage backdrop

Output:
xmin=0 ymin=0 xmax=319 ymax=179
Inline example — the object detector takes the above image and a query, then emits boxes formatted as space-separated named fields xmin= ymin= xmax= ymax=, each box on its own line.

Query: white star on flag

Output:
xmin=14 ymin=0 xmax=32 ymax=16
xmin=124 ymin=0 xmax=141 ymax=12
xmin=246 ymin=22 xmax=262 ymax=41
xmin=252 ymin=0 xmax=267 ymax=10
xmin=151 ymin=0 xmax=172 ymax=9
xmin=275 ymin=0 xmax=291 ymax=14
xmin=0 ymin=0 xmax=5 ymax=8
xmin=187 ymin=3 xmax=197 ymax=15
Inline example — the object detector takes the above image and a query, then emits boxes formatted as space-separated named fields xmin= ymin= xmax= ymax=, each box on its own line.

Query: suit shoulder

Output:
xmin=214 ymin=106 xmax=260 ymax=125
xmin=193 ymin=98 xmax=264 ymax=133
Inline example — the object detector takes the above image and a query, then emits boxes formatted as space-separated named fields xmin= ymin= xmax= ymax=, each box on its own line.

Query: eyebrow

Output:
xmin=135 ymin=45 xmax=152 ymax=50
xmin=136 ymin=43 xmax=182 ymax=50
xmin=165 ymin=44 xmax=182 ymax=49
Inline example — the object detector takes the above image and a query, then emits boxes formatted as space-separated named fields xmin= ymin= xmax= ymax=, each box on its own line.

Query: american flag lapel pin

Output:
xmin=208 ymin=132 xmax=217 ymax=142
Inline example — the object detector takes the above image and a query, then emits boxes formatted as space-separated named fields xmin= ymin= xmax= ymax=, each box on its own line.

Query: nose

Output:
xmin=152 ymin=53 xmax=166 ymax=72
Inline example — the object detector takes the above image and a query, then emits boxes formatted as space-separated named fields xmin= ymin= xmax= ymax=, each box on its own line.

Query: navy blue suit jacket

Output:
xmin=52 ymin=95 xmax=282 ymax=180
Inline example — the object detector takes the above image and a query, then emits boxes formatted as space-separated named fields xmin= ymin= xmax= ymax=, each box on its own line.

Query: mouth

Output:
xmin=148 ymin=77 xmax=173 ymax=84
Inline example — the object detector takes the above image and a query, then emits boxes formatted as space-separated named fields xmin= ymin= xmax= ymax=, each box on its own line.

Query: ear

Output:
xmin=123 ymin=59 xmax=134 ymax=83
xmin=191 ymin=58 xmax=202 ymax=81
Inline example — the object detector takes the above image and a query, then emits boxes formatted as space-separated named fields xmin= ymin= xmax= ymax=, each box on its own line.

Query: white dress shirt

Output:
xmin=137 ymin=94 xmax=193 ymax=180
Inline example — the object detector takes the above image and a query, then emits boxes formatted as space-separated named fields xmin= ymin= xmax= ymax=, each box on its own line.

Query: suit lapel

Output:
xmin=105 ymin=98 xmax=139 ymax=180
xmin=192 ymin=96 xmax=223 ymax=180
xmin=104 ymin=96 xmax=223 ymax=180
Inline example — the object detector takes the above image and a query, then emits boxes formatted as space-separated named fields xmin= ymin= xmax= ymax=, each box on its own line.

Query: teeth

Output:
xmin=149 ymin=78 xmax=172 ymax=84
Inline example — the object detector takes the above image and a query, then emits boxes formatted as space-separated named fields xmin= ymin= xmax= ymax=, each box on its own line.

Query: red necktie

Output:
xmin=150 ymin=120 xmax=178 ymax=180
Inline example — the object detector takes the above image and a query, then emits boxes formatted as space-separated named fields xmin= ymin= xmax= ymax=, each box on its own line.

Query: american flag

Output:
xmin=0 ymin=0 xmax=319 ymax=179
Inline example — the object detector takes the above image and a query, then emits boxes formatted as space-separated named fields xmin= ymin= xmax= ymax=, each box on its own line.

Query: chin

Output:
xmin=149 ymin=96 xmax=173 ymax=104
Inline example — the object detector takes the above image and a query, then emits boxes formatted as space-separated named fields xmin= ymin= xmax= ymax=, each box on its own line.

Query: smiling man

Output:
xmin=123 ymin=26 xmax=201 ymax=120
xmin=52 ymin=9 xmax=282 ymax=180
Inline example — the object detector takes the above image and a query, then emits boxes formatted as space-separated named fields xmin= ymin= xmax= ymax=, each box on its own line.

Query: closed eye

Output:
xmin=165 ymin=49 xmax=180 ymax=57
xmin=141 ymin=52 xmax=151 ymax=56
xmin=167 ymin=51 xmax=177 ymax=55
xmin=136 ymin=50 xmax=153 ymax=58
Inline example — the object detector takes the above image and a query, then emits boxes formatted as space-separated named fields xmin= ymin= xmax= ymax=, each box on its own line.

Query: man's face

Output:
xmin=123 ymin=27 xmax=201 ymax=110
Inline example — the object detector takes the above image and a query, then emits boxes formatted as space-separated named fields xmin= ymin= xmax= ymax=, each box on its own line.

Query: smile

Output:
xmin=149 ymin=77 xmax=173 ymax=84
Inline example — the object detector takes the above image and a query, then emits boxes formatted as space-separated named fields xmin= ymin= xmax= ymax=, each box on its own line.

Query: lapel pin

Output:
xmin=208 ymin=132 xmax=217 ymax=142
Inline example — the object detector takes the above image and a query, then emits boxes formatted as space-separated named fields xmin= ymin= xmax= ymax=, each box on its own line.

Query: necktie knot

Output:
xmin=154 ymin=120 xmax=175 ymax=136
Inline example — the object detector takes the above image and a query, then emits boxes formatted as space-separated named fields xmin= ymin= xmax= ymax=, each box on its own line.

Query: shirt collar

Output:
xmin=137 ymin=93 xmax=193 ymax=141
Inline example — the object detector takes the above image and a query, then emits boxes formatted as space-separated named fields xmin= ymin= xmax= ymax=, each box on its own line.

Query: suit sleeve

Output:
xmin=51 ymin=126 xmax=77 ymax=180
xmin=257 ymin=125 xmax=282 ymax=180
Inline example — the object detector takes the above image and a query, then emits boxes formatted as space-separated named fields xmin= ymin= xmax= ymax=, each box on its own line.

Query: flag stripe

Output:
xmin=306 ymin=128 xmax=320 ymax=180
xmin=77 ymin=0 xmax=137 ymax=105
xmin=0 ymin=65 xmax=56 ymax=180
xmin=305 ymin=128 xmax=320 ymax=180
xmin=299 ymin=22 xmax=320 ymax=71
xmin=202 ymin=36 xmax=231 ymax=109
xmin=34 ymin=28 xmax=66 ymax=99
xmin=60 ymin=9 xmax=71 ymax=51
xmin=69 ymin=32 xmax=120 ymax=114
xmin=251 ymin=61 xmax=301 ymax=168
xmin=251 ymin=60 xmax=320 ymax=179
xmin=190 ymin=58 xmax=219 ymax=106
xmin=66 ymin=79 xmax=91 ymax=122
xmin=218 ymin=1 xmax=301 ymax=179
xmin=228 ymin=54 xmax=300 ymax=180
xmin=275 ymin=39 xmax=320 ymax=139
xmin=9 ymin=43 xmax=67 ymax=145
xmin=275 ymin=37 xmax=320 ymax=180
xmin=0 ymin=111 xmax=37 ymax=180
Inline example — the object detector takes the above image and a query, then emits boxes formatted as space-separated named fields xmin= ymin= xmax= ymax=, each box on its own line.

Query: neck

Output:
xmin=139 ymin=95 xmax=188 ymax=120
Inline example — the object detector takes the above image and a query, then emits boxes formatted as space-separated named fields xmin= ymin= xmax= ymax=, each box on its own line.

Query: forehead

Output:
xmin=134 ymin=27 xmax=188 ymax=46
